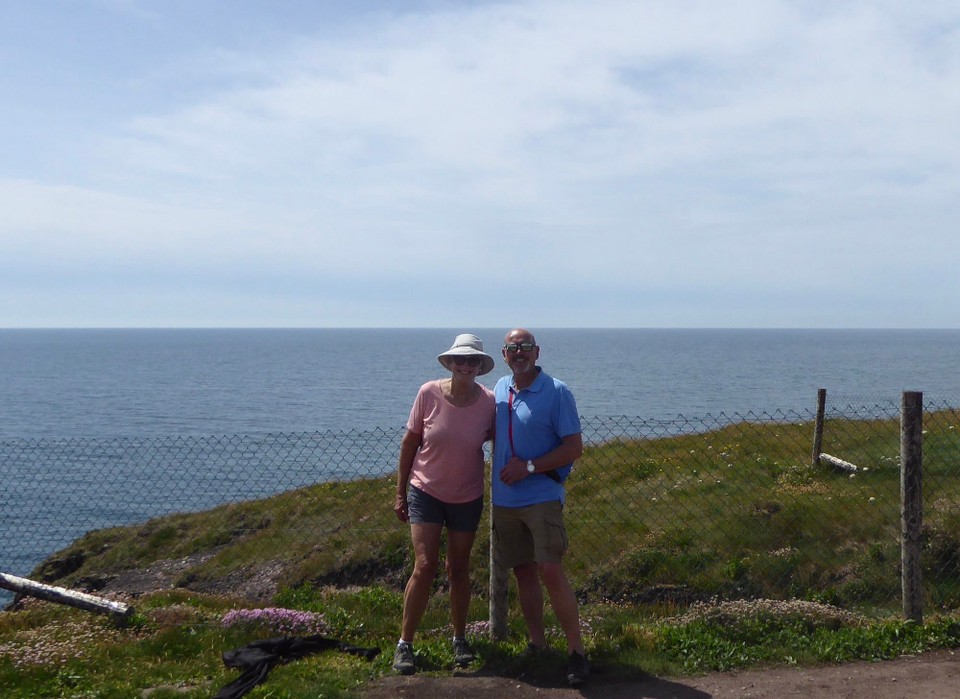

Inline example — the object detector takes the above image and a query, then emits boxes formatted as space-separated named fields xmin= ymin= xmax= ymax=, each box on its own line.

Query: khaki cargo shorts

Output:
xmin=492 ymin=501 xmax=568 ymax=569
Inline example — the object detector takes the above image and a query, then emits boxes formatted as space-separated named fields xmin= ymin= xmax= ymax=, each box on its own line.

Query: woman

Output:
xmin=392 ymin=333 xmax=496 ymax=675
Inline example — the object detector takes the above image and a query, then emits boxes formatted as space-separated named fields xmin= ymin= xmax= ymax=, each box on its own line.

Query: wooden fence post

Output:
xmin=489 ymin=515 xmax=508 ymax=640
xmin=0 ymin=572 xmax=134 ymax=624
xmin=812 ymin=388 xmax=827 ymax=467
xmin=900 ymin=390 xmax=923 ymax=623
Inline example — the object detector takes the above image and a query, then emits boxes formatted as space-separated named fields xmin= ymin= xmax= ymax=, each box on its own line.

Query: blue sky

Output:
xmin=2 ymin=0 xmax=958 ymax=328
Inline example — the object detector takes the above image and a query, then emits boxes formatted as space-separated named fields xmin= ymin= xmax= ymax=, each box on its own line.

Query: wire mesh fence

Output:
xmin=2 ymin=392 xmax=960 ymax=625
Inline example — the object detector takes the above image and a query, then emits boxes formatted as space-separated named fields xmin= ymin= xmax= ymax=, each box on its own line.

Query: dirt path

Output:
xmin=362 ymin=649 xmax=960 ymax=698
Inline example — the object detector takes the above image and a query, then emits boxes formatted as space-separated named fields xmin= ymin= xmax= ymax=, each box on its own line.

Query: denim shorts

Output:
xmin=407 ymin=485 xmax=484 ymax=532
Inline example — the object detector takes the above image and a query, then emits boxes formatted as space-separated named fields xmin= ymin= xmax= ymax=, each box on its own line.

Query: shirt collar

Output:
xmin=512 ymin=366 xmax=544 ymax=393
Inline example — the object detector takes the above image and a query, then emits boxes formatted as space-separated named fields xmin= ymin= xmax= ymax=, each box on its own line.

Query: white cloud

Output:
xmin=2 ymin=0 xmax=959 ymax=326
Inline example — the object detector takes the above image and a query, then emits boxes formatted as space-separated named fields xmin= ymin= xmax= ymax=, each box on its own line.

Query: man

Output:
xmin=492 ymin=328 xmax=589 ymax=686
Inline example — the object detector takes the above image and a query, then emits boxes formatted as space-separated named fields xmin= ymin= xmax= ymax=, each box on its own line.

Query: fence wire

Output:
xmin=2 ymin=394 xmax=960 ymax=623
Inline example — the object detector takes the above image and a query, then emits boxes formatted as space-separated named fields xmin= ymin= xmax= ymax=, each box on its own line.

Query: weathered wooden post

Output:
xmin=812 ymin=388 xmax=827 ymax=467
xmin=900 ymin=390 xmax=923 ymax=623
xmin=489 ymin=514 xmax=508 ymax=640
xmin=0 ymin=572 xmax=134 ymax=624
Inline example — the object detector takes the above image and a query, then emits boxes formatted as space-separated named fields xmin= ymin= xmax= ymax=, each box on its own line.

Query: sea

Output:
xmin=2 ymin=328 xmax=959 ymax=603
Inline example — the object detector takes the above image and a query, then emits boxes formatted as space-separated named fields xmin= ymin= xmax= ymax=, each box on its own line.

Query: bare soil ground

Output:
xmin=362 ymin=649 xmax=960 ymax=698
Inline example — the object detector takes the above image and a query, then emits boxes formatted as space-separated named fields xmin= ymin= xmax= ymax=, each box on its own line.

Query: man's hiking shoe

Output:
xmin=453 ymin=637 xmax=476 ymax=667
xmin=392 ymin=643 xmax=415 ymax=675
xmin=566 ymin=651 xmax=590 ymax=686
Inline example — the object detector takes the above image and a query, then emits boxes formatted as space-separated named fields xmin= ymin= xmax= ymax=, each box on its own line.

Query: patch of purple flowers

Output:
xmin=221 ymin=607 xmax=328 ymax=636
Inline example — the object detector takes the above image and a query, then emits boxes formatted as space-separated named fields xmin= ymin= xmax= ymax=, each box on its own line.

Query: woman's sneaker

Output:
xmin=392 ymin=642 xmax=416 ymax=675
xmin=452 ymin=637 xmax=476 ymax=667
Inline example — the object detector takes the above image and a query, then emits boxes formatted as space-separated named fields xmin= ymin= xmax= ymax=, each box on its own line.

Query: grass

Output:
xmin=5 ymin=589 xmax=960 ymax=698
xmin=4 ymin=409 xmax=960 ymax=696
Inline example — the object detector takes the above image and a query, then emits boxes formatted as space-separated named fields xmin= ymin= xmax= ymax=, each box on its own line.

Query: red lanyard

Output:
xmin=508 ymin=386 xmax=563 ymax=484
xmin=507 ymin=387 xmax=517 ymax=457
xmin=507 ymin=371 xmax=537 ymax=459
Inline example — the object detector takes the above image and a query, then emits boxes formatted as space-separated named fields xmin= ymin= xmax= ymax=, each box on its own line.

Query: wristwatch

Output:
xmin=526 ymin=459 xmax=536 ymax=473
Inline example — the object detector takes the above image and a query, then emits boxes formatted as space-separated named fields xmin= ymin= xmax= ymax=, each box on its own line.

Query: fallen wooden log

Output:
xmin=0 ymin=572 xmax=134 ymax=623
xmin=819 ymin=453 xmax=859 ymax=473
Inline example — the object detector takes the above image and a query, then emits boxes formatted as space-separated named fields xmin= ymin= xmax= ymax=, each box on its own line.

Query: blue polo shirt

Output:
xmin=492 ymin=367 xmax=581 ymax=508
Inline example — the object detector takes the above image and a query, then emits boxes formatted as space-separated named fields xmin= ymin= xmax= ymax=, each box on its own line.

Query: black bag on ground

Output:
xmin=214 ymin=634 xmax=380 ymax=699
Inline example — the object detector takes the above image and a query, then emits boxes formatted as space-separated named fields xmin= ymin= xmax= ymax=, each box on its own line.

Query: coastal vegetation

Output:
xmin=3 ymin=411 xmax=960 ymax=697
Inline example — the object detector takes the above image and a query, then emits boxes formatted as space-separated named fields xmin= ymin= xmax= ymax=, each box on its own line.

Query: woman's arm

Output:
xmin=394 ymin=429 xmax=422 ymax=522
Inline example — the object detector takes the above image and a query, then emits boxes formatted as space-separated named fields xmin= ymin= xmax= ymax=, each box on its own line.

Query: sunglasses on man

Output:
xmin=503 ymin=342 xmax=536 ymax=354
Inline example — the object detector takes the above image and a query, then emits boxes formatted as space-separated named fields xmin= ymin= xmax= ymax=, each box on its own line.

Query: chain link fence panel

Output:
xmin=2 ymin=393 xmax=959 ymax=627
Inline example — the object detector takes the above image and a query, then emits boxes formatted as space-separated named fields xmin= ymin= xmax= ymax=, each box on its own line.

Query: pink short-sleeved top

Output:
xmin=406 ymin=380 xmax=495 ymax=503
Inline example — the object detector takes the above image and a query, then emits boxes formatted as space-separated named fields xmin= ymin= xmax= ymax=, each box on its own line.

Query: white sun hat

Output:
xmin=437 ymin=333 xmax=495 ymax=376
